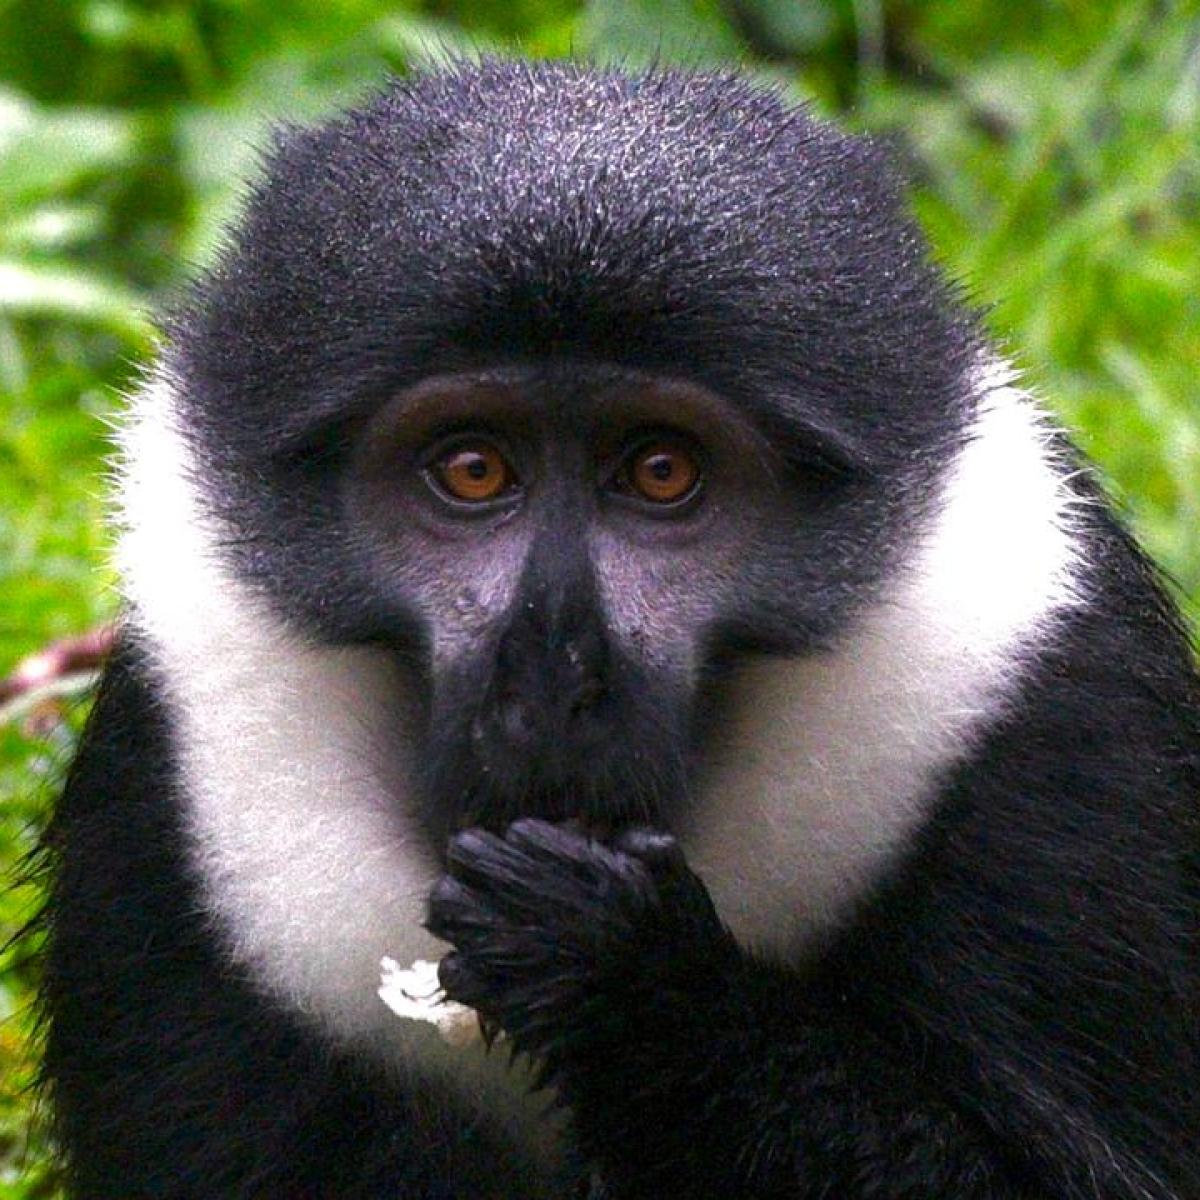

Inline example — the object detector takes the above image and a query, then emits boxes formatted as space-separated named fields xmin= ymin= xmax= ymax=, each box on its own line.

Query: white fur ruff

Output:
xmin=115 ymin=365 xmax=1082 ymax=1097
xmin=116 ymin=378 xmax=559 ymax=1150
xmin=683 ymin=368 xmax=1084 ymax=956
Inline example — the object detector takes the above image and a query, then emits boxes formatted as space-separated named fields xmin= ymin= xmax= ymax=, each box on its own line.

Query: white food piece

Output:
xmin=378 ymin=957 xmax=481 ymax=1047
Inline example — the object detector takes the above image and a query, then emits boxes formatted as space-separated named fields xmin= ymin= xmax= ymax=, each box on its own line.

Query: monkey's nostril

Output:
xmin=568 ymin=676 xmax=607 ymax=718
xmin=497 ymin=690 xmax=537 ymax=742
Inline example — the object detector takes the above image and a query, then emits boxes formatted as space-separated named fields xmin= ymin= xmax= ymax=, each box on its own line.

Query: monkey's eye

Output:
xmin=612 ymin=437 xmax=703 ymax=508
xmin=426 ymin=439 xmax=518 ymax=505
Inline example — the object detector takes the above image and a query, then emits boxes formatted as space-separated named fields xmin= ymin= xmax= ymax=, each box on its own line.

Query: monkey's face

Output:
xmin=343 ymin=363 xmax=800 ymax=840
xmin=173 ymin=65 xmax=979 ymax=848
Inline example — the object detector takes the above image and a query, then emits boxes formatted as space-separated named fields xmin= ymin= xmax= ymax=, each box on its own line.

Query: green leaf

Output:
xmin=580 ymin=0 xmax=745 ymax=67
xmin=0 ymin=262 xmax=152 ymax=345
xmin=0 ymin=90 xmax=140 ymax=205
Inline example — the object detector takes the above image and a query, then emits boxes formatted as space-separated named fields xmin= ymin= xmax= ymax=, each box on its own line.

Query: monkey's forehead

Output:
xmin=234 ymin=60 xmax=923 ymax=314
xmin=169 ymin=60 xmax=978 ymax=466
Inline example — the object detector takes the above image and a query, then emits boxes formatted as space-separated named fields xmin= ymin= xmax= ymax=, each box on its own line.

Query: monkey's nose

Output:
xmin=566 ymin=674 xmax=607 ymax=717
xmin=483 ymin=629 xmax=610 ymax=756
xmin=559 ymin=633 xmax=609 ymax=715
xmin=495 ymin=687 xmax=537 ymax=744
xmin=492 ymin=655 xmax=607 ymax=745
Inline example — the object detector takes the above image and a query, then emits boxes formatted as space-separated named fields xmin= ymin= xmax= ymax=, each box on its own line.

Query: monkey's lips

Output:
xmin=449 ymin=791 xmax=641 ymax=842
xmin=428 ymin=686 xmax=687 ymax=847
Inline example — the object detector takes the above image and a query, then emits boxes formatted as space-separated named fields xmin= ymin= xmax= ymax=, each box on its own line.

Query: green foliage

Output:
xmin=2 ymin=1 xmax=1197 ymax=1192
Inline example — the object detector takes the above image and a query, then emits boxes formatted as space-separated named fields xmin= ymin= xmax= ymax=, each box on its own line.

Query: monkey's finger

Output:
xmin=425 ymin=874 xmax=513 ymax=946
xmin=503 ymin=818 xmax=635 ymax=879
xmin=609 ymin=827 xmax=686 ymax=873
xmin=435 ymin=951 xmax=518 ymax=1017
xmin=448 ymin=823 xmax=652 ymax=923
xmin=436 ymin=951 xmax=480 ymax=999
xmin=445 ymin=825 xmax=586 ymax=905
xmin=504 ymin=818 xmax=658 ymax=903
xmin=443 ymin=827 xmax=559 ymax=914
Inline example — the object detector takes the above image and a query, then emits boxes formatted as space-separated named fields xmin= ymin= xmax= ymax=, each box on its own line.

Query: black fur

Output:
xmin=37 ymin=60 xmax=1200 ymax=1198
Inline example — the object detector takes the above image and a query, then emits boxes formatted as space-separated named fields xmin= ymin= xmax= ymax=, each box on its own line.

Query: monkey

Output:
xmin=37 ymin=59 xmax=1200 ymax=1199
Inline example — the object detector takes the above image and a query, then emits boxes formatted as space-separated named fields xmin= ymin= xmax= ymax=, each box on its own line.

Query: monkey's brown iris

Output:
xmin=629 ymin=443 xmax=700 ymax=504
xmin=436 ymin=443 xmax=514 ymax=503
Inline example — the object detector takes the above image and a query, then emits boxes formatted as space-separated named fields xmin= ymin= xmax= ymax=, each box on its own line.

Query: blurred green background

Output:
xmin=2 ymin=0 xmax=1198 ymax=1193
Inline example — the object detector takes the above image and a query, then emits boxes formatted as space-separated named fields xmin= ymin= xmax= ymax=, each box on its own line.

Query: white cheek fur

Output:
xmin=118 ymin=379 xmax=439 ymax=1035
xmin=117 ymin=378 xmax=559 ymax=1154
xmin=116 ymin=364 xmax=1083 ymax=1077
xmin=682 ymin=368 xmax=1085 ymax=958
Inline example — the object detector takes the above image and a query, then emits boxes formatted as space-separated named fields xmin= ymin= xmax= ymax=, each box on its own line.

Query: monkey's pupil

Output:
xmin=648 ymin=455 xmax=674 ymax=480
xmin=466 ymin=457 xmax=488 ymax=479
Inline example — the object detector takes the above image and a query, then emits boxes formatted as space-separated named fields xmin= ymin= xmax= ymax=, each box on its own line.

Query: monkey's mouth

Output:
xmin=448 ymin=780 xmax=659 ymax=841
xmin=422 ymin=730 xmax=683 ymax=852
xmin=421 ymin=664 xmax=692 ymax=850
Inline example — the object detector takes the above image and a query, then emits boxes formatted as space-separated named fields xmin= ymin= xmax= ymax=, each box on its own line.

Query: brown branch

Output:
xmin=0 ymin=625 xmax=115 ymax=706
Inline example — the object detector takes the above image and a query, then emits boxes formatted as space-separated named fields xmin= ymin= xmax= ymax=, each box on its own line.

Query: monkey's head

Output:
xmin=167 ymin=62 xmax=978 ymax=846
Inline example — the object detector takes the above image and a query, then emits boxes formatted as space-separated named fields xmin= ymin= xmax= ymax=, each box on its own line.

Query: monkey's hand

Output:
xmin=425 ymin=821 xmax=1037 ymax=1200
xmin=424 ymin=818 xmax=737 ymax=1081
